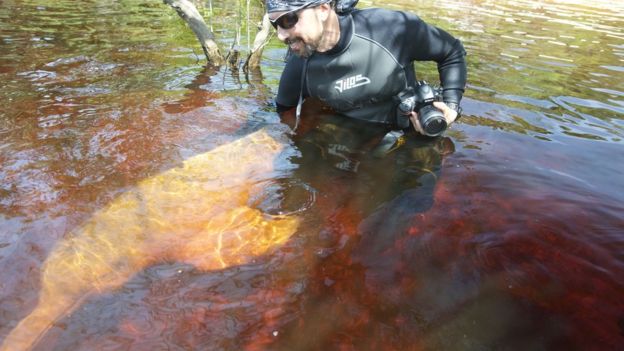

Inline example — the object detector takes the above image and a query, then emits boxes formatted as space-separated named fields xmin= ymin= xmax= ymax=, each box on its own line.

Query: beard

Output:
xmin=286 ymin=38 xmax=318 ymax=58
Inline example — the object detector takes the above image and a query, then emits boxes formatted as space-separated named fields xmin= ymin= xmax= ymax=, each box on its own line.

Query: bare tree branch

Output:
xmin=163 ymin=0 xmax=224 ymax=65
xmin=244 ymin=13 xmax=272 ymax=71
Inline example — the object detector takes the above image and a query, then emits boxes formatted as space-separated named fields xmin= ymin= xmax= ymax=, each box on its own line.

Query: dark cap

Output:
xmin=266 ymin=0 xmax=331 ymax=14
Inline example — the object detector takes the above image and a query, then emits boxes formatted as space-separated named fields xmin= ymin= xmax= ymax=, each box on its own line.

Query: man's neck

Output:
xmin=316 ymin=11 xmax=340 ymax=53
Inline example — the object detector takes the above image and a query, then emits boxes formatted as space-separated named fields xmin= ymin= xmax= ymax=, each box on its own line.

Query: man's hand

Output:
xmin=409 ymin=101 xmax=459 ymax=135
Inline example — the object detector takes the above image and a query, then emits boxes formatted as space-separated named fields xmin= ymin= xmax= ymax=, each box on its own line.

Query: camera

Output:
xmin=396 ymin=81 xmax=447 ymax=137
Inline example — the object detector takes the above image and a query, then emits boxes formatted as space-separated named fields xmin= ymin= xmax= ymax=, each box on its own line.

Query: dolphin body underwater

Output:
xmin=1 ymin=127 xmax=300 ymax=351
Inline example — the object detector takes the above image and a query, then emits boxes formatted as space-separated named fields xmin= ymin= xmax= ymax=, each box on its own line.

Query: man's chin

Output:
xmin=294 ymin=45 xmax=316 ymax=58
xmin=286 ymin=39 xmax=317 ymax=58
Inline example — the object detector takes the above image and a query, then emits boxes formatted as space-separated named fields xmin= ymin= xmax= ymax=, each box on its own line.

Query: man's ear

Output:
xmin=317 ymin=3 xmax=332 ymax=22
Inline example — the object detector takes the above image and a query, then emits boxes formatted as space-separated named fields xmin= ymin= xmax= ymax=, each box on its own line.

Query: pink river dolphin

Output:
xmin=1 ymin=128 xmax=300 ymax=351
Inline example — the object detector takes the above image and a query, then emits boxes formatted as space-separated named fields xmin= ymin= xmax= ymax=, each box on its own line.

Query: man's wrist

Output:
xmin=445 ymin=102 xmax=462 ymax=119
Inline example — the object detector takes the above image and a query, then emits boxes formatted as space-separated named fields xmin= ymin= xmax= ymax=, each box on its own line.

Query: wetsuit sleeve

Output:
xmin=403 ymin=13 xmax=467 ymax=104
xmin=276 ymin=55 xmax=306 ymax=113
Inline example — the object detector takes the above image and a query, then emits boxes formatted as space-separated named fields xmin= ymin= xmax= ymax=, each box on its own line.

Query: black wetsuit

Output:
xmin=276 ymin=8 xmax=467 ymax=126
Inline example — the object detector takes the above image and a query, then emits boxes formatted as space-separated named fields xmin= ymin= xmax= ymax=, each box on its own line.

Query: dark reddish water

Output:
xmin=1 ymin=0 xmax=623 ymax=350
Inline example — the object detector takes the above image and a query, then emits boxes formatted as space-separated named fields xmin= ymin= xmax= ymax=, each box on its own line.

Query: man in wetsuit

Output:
xmin=266 ymin=0 xmax=467 ymax=136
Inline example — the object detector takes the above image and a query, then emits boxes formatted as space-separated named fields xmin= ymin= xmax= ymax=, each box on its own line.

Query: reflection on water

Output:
xmin=1 ymin=0 xmax=624 ymax=350
xmin=395 ymin=0 xmax=624 ymax=142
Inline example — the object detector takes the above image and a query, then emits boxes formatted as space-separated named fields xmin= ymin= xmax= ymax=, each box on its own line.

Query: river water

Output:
xmin=1 ymin=0 xmax=623 ymax=350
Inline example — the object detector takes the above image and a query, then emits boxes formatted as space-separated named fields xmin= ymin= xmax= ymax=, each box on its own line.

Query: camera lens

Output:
xmin=422 ymin=117 xmax=447 ymax=136
xmin=418 ymin=105 xmax=447 ymax=137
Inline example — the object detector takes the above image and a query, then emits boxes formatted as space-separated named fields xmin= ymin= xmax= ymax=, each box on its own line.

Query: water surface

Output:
xmin=1 ymin=0 xmax=623 ymax=350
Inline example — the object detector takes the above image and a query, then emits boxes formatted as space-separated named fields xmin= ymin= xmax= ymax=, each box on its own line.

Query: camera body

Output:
xmin=396 ymin=81 xmax=447 ymax=137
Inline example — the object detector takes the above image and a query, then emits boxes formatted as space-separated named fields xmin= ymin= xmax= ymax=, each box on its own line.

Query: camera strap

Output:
xmin=293 ymin=58 xmax=309 ymax=132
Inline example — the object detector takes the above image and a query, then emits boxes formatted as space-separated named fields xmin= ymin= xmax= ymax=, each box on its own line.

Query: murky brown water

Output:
xmin=1 ymin=0 xmax=623 ymax=350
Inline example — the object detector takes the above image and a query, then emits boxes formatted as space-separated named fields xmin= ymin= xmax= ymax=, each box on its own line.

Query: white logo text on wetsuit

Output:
xmin=334 ymin=74 xmax=371 ymax=93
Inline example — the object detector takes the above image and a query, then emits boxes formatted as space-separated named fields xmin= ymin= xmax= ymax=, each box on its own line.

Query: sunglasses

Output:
xmin=270 ymin=11 xmax=300 ymax=30
xmin=270 ymin=2 xmax=321 ymax=30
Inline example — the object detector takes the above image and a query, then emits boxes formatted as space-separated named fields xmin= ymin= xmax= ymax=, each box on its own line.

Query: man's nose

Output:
xmin=276 ymin=26 xmax=289 ymax=42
